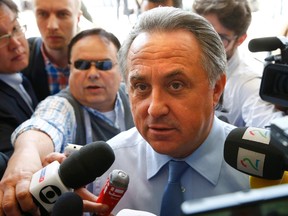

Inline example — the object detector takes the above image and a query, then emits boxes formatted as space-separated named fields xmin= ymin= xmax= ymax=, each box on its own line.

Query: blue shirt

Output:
xmin=93 ymin=116 xmax=249 ymax=215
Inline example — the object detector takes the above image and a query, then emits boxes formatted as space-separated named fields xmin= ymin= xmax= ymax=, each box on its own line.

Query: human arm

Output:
xmin=0 ymin=96 xmax=76 ymax=215
xmin=0 ymin=130 xmax=54 ymax=216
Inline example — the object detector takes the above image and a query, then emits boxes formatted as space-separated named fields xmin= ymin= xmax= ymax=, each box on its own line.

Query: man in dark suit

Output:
xmin=0 ymin=0 xmax=38 ymax=157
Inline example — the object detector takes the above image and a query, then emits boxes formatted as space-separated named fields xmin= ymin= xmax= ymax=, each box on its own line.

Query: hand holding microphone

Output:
xmin=29 ymin=141 xmax=115 ymax=213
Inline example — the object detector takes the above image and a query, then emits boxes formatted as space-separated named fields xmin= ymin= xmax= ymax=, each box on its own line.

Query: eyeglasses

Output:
xmin=0 ymin=25 xmax=27 ymax=48
xmin=73 ymin=60 xmax=115 ymax=71
xmin=218 ymin=33 xmax=238 ymax=48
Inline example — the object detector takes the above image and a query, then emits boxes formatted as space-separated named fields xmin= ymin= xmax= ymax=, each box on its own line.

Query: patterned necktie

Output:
xmin=160 ymin=160 xmax=189 ymax=216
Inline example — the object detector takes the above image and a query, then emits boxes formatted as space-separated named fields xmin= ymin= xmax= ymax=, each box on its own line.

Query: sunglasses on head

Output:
xmin=73 ymin=60 xmax=114 ymax=71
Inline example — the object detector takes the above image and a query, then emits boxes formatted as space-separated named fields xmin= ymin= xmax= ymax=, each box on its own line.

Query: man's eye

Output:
xmin=135 ymin=83 xmax=148 ymax=91
xmin=57 ymin=12 xmax=70 ymax=18
xmin=37 ymin=11 xmax=48 ymax=18
xmin=170 ymin=82 xmax=183 ymax=90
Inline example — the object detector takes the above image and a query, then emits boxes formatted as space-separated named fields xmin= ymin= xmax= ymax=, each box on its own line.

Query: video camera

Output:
xmin=248 ymin=36 xmax=288 ymax=107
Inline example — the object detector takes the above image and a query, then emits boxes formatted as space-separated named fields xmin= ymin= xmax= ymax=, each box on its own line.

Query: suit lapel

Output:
xmin=0 ymin=80 xmax=34 ymax=116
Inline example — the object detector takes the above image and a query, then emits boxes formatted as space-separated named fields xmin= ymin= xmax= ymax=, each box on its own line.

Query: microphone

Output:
xmin=96 ymin=169 xmax=129 ymax=216
xmin=29 ymin=141 xmax=115 ymax=213
xmin=224 ymin=127 xmax=288 ymax=180
xmin=248 ymin=36 xmax=288 ymax=52
xmin=51 ymin=192 xmax=83 ymax=216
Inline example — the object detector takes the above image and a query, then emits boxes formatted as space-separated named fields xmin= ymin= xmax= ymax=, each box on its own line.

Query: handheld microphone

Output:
xmin=29 ymin=141 xmax=115 ymax=213
xmin=51 ymin=192 xmax=83 ymax=216
xmin=96 ymin=169 xmax=129 ymax=216
xmin=248 ymin=36 xmax=288 ymax=52
xmin=224 ymin=127 xmax=288 ymax=180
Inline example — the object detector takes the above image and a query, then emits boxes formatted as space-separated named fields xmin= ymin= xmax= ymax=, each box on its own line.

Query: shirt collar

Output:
xmin=41 ymin=43 xmax=69 ymax=73
xmin=146 ymin=116 xmax=225 ymax=186
xmin=0 ymin=72 xmax=22 ymax=88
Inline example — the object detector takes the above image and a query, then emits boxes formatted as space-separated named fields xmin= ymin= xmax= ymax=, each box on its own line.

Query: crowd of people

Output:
xmin=0 ymin=0 xmax=287 ymax=215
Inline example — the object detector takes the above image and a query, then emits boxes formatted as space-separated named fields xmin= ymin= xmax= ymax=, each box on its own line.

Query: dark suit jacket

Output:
xmin=21 ymin=37 xmax=50 ymax=102
xmin=0 ymin=77 xmax=38 ymax=157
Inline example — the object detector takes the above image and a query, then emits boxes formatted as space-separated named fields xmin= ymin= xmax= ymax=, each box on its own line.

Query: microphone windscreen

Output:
xmin=248 ymin=37 xmax=284 ymax=52
xmin=59 ymin=141 xmax=115 ymax=188
xmin=51 ymin=192 xmax=83 ymax=216
xmin=224 ymin=127 xmax=285 ymax=179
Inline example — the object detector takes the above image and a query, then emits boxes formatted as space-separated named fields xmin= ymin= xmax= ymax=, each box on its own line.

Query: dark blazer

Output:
xmin=0 ymin=77 xmax=38 ymax=157
xmin=21 ymin=37 xmax=50 ymax=102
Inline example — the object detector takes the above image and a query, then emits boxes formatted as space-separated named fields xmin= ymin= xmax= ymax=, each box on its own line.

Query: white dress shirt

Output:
xmin=216 ymin=49 xmax=286 ymax=128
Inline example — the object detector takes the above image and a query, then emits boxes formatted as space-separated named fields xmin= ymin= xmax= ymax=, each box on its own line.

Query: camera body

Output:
xmin=248 ymin=36 xmax=288 ymax=165
xmin=249 ymin=36 xmax=288 ymax=107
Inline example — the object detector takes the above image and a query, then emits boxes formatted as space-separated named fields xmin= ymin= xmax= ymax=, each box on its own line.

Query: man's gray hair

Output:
xmin=118 ymin=7 xmax=226 ymax=87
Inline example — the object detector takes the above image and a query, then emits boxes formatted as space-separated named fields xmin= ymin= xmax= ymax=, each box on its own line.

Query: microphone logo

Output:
xmin=237 ymin=148 xmax=265 ymax=177
xmin=39 ymin=185 xmax=62 ymax=204
xmin=242 ymin=127 xmax=270 ymax=144
xmin=240 ymin=158 xmax=260 ymax=171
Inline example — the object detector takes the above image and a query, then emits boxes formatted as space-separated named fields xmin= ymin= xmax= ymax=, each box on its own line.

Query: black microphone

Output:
xmin=51 ymin=192 xmax=83 ymax=216
xmin=29 ymin=141 xmax=115 ymax=213
xmin=248 ymin=36 xmax=288 ymax=52
xmin=224 ymin=127 xmax=288 ymax=180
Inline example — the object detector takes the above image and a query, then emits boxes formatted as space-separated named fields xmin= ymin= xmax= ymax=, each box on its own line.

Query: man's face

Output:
xmin=33 ymin=0 xmax=81 ymax=51
xmin=0 ymin=4 xmax=29 ymax=73
xmin=203 ymin=13 xmax=239 ymax=60
xmin=69 ymin=35 xmax=122 ymax=112
xmin=141 ymin=0 xmax=174 ymax=12
xmin=126 ymin=30 xmax=225 ymax=158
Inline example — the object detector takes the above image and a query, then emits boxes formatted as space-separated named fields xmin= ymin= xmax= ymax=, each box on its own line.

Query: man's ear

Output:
xmin=213 ymin=74 xmax=226 ymax=108
xmin=236 ymin=33 xmax=247 ymax=46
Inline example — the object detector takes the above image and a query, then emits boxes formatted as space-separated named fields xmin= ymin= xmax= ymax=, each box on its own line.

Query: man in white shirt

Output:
xmin=193 ymin=0 xmax=287 ymax=128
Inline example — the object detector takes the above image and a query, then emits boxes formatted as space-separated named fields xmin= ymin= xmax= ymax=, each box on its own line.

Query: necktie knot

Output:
xmin=168 ymin=160 xmax=189 ymax=183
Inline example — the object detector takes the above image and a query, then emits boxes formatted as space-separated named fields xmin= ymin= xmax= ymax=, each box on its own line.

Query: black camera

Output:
xmin=249 ymin=36 xmax=288 ymax=107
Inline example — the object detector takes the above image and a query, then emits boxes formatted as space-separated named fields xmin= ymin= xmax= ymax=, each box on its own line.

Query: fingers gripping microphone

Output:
xmin=224 ymin=127 xmax=288 ymax=180
xmin=29 ymin=141 xmax=115 ymax=213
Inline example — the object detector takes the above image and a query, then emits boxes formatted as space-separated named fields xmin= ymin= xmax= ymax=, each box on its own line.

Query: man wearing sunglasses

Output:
xmin=0 ymin=28 xmax=134 ymax=215
xmin=193 ymin=0 xmax=286 ymax=128
xmin=0 ymin=0 xmax=38 ymax=158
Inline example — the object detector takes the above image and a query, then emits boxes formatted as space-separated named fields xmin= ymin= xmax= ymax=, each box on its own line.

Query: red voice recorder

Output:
xmin=96 ymin=169 xmax=129 ymax=216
